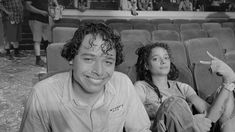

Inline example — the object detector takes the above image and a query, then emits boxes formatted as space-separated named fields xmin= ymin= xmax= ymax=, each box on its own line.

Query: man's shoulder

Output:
xmin=108 ymin=71 xmax=133 ymax=91
xmin=33 ymin=72 xmax=70 ymax=92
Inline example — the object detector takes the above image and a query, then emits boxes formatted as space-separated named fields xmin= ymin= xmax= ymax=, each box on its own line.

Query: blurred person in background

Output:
xmin=179 ymin=0 xmax=193 ymax=11
xmin=0 ymin=0 xmax=25 ymax=60
xmin=25 ymin=0 xmax=59 ymax=67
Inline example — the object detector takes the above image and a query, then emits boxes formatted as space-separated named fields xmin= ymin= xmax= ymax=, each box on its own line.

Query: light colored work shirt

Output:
xmin=20 ymin=71 xmax=151 ymax=132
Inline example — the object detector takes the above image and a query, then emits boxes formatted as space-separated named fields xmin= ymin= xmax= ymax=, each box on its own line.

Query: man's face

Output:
xmin=72 ymin=34 xmax=116 ymax=95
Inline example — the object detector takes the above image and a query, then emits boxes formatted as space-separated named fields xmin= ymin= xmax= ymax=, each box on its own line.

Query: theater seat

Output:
xmin=115 ymin=41 xmax=144 ymax=83
xmin=180 ymin=23 xmax=201 ymax=31
xmin=222 ymin=22 xmax=235 ymax=31
xmin=149 ymin=19 xmax=172 ymax=26
xmin=184 ymin=38 xmax=225 ymax=69
xmin=80 ymin=19 xmax=105 ymax=24
xmin=105 ymin=19 xmax=129 ymax=25
xmin=129 ymin=19 xmax=149 ymax=25
xmin=132 ymin=23 xmax=156 ymax=32
xmin=46 ymin=43 xmax=71 ymax=74
xmin=158 ymin=23 xmax=180 ymax=33
xmin=180 ymin=29 xmax=208 ymax=42
xmin=52 ymin=27 xmax=77 ymax=43
xmin=201 ymin=22 xmax=222 ymax=31
xmin=109 ymin=23 xmax=133 ymax=33
xmin=152 ymin=30 xmax=180 ymax=41
xmin=152 ymin=40 xmax=194 ymax=88
xmin=207 ymin=28 xmax=235 ymax=61
xmin=193 ymin=63 xmax=222 ymax=100
xmin=173 ymin=19 xmax=190 ymax=25
xmin=121 ymin=29 xmax=151 ymax=45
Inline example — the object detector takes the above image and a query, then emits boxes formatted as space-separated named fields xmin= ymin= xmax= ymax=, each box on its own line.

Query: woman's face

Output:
xmin=147 ymin=47 xmax=171 ymax=77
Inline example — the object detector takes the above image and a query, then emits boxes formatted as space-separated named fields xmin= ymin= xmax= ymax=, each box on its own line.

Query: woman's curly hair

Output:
xmin=61 ymin=23 xmax=123 ymax=66
xmin=135 ymin=42 xmax=179 ymax=99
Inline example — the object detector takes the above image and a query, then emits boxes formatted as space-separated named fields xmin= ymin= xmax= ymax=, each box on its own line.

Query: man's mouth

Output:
xmin=85 ymin=75 xmax=105 ymax=83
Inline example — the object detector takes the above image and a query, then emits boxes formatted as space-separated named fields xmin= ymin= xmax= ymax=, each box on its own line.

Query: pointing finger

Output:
xmin=207 ymin=51 xmax=218 ymax=60
xmin=200 ymin=61 xmax=211 ymax=65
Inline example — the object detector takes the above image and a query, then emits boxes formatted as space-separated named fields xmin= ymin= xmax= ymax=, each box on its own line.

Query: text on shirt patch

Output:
xmin=110 ymin=104 xmax=123 ymax=112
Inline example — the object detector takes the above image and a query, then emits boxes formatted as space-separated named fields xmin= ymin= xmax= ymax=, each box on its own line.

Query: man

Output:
xmin=25 ymin=0 xmax=58 ymax=66
xmin=19 ymin=23 xmax=151 ymax=132
xmin=0 ymin=0 xmax=25 ymax=60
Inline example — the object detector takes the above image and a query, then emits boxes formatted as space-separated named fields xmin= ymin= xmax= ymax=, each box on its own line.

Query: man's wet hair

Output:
xmin=61 ymin=23 xmax=123 ymax=66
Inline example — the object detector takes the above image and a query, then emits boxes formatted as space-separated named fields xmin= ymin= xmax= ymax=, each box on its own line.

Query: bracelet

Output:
xmin=223 ymin=82 xmax=235 ymax=92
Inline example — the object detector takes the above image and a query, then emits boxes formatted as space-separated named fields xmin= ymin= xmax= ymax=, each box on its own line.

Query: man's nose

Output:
xmin=92 ymin=60 xmax=103 ymax=76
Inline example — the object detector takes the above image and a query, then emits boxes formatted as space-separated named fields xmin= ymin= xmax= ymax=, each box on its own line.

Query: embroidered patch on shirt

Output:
xmin=110 ymin=104 xmax=124 ymax=112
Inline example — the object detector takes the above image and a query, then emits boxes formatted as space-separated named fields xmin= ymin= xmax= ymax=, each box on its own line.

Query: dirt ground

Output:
xmin=0 ymin=51 xmax=46 ymax=132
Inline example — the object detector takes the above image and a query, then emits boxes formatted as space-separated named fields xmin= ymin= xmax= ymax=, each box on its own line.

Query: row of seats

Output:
xmin=109 ymin=22 xmax=235 ymax=33
xmin=46 ymin=38 xmax=235 ymax=100
xmin=52 ymin=26 xmax=235 ymax=63
xmin=54 ymin=18 xmax=235 ymax=28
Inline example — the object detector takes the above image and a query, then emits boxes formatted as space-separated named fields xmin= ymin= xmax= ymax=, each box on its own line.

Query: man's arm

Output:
xmin=200 ymin=51 xmax=235 ymax=122
xmin=19 ymin=89 xmax=50 ymax=132
xmin=25 ymin=1 xmax=48 ymax=16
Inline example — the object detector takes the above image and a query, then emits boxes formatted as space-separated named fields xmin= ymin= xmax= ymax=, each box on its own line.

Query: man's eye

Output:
xmin=105 ymin=61 xmax=113 ymax=65
xmin=83 ymin=58 xmax=93 ymax=62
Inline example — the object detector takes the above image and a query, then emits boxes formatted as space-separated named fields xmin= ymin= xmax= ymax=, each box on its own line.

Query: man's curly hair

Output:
xmin=135 ymin=42 xmax=179 ymax=99
xmin=61 ymin=23 xmax=123 ymax=66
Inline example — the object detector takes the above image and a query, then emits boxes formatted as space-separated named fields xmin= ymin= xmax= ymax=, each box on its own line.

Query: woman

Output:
xmin=134 ymin=42 xmax=235 ymax=132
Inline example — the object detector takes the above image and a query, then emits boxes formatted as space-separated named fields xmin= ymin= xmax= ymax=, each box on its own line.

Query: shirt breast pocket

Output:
xmin=108 ymin=104 xmax=126 ymax=126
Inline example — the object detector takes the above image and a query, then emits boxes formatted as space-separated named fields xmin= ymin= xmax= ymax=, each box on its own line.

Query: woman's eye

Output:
xmin=153 ymin=58 xmax=158 ymax=61
xmin=165 ymin=56 xmax=170 ymax=60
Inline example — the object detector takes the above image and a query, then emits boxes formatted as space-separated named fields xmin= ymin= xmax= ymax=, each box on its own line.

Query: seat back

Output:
xmin=207 ymin=28 xmax=235 ymax=52
xmin=158 ymin=23 xmax=180 ymax=32
xmin=80 ymin=19 xmax=105 ymax=24
xmin=133 ymin=23 xmax=156 ymax=32
xmin=184 ymin=38 xmax=225 ymax=68
xmin=173 ymin=19 xmax=190 ymax=25
xmin=152 ymin=30 xmax=180 ymax=41
xmin=149 ymin=19 xmax=172 ymax=25
xmin=201 ymin=22 xmax=222 ymax=31
xmin=222 ymin=22 xmax=235 ymax=30
xmin=52 ymin=27 xmax=77 ymax=43
xmin=47 ymin=43 xmax=71 ymax=73
xmin=193 ymin=63 xmax=222 ymax=100
xmin=129 ymin=19 xmax=149 ymax=25
xmin=175 ymin=63 xmax=195 ymax=88
xmin=189 ymin=19 xmax=207 ymax=24
xmin=109 ymin=23 xmax=133 ymax=33
xmin=180 ymin=29 xmax=208 ymax=42
xmin=180 ymin=23 xmax=201 ymax=31
xmin=115 ymin=41 xmax=144 ymax=83
xmin=105 ymin=19 xmax=129 ymax=24
xmin=121 ymin=29 xmax=151 ymax=45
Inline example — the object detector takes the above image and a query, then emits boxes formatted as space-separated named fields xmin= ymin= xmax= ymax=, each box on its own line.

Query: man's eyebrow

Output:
xmin=105 ymin=56 xmax=116 ymax=61
xmin=80 ymin=53 xmax=96 ymax=57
